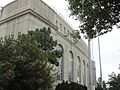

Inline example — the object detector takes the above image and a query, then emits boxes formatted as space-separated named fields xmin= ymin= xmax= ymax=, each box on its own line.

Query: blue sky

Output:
xmin=0 ymin=0 xmax=120 ymax=82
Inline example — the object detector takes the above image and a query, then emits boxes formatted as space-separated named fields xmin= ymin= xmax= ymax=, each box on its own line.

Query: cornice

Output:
xmin=0 ymin=9 xmax=58 ymax=30
xmin=0 ymin=9 xmax=31 ymax=25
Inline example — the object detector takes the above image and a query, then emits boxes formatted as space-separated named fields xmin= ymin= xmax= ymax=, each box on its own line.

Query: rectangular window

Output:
xmin=56 ymin=20 xmax=58 ymax=26
xmin=60 ymin=23 xmax=62 ymax=31
xmin=67 ymin=30 xmax=69 ymax=36
xmin=64 ymin=27 xmax=66 ymax=34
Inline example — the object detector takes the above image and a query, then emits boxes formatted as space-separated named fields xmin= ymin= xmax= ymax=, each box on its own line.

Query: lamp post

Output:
xmin=88 ymin=38 xmax=93 ymax=90
xmin=98 ymin=36 xmax=103 ymax=88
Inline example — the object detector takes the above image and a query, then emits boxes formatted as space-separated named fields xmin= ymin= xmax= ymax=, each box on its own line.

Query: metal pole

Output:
xmin=88 ymin=38 xmax=92 ymax=90
xmin=98 ymin=36 xmax=103 ymax=88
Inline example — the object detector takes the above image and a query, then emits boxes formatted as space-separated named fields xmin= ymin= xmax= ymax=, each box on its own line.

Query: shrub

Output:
xmin=55 ymin=81 xmax=87 ymax=90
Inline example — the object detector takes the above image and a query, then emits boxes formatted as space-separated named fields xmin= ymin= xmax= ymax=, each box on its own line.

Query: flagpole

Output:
xmin=98 ymin=36 xmax=103 ymax=88
xmin=88 ymin=38 xmax=92 ymax=90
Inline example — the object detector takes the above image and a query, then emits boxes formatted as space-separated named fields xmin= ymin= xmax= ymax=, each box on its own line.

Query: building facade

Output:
xmin=0 ymin=0 xmax=96 ymax=88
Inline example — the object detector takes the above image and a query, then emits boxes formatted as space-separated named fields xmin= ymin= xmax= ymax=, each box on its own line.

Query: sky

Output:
xmin=0 ymin=0 xmax=120 ymax=82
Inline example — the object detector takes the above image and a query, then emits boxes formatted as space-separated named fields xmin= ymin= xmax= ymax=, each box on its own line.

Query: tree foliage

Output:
xmin=70 ymin=30 xmax=81 ymax=44
xmin=55 ymin=81 xmax=87 ymax=90
xmin=108 ymin=72 xmax=120 ymax=90
xmin=95 ymin=83 xmax=103 ymax=90
xmin=66 ymin=0 xmax=120 ymax=39
xmin=0 ymin=27 xmax=61 ymax=90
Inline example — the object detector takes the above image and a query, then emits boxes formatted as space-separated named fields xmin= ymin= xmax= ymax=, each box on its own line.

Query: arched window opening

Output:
xmin=83 ymin=60 xmax=86 ymax=85
xmin=77 ymin=56 xmax=81 ymax=84
xmin=68 ymin=51 xmax=74 ymax=82
xmin=56 ymin=44 xmax=64 ymax=80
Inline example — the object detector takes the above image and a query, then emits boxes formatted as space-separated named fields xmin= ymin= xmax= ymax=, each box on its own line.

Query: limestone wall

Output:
xmin=0 ymin=0 xmax=89 ymax=86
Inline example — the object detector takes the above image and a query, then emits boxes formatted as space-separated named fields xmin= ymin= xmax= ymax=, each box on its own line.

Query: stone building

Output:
xmin=0 ymin=0 xmax=96 ymax=88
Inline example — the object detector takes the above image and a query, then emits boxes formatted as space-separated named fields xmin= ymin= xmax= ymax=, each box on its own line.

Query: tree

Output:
xmin=108 ymin=72 xmax=120 ymax=90
xmin=66 ymin=0 xmax=120 ymax=39
xmin=55 ymin=81 xmax=87 ymax=90
xmin=95 ymin=83 xmax=103 ymax=90
xmin=0 ymin=27 xmax=61 ymax=90
xmin=103 ymin=81 xmax=107 ymax=90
